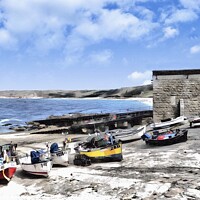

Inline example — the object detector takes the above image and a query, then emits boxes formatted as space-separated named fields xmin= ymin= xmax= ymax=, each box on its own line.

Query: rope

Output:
xmin=2 ymin=168 xmax=10 ymax=182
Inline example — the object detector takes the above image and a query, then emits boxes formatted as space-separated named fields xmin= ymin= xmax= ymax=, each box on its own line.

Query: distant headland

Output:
xmin=0 ymin=84 xmax=153 ymax=99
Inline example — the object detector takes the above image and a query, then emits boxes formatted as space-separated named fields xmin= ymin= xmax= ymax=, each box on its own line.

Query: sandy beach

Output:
xmin=1 ymin=123 xmax=200 ymax=200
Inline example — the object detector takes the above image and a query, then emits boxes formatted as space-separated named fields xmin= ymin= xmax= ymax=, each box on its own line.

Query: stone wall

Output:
xmin=153 ymin=70 xmax=200 ymax=122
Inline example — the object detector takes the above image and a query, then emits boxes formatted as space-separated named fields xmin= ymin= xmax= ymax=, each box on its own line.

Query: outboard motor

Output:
xmin=50 ymin=143 xmax=59 ymax=153
xmin=30 ymin=151 xmax=40 ymax=164
xmin=141 ymin=133 xmax=151 ymax=141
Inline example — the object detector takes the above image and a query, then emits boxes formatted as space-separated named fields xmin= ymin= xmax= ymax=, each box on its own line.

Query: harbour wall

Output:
xmin=30 ymin=110 xmax=153 ymax=134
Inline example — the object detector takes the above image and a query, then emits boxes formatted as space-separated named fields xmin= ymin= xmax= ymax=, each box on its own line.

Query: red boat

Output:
xmin=0 ymin=143 xmax=18 ymax=182
xmin=0 ymin=162 xmax=17 ymax=181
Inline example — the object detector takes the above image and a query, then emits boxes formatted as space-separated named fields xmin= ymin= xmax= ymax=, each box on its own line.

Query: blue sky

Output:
xmin=0 ymin=0 xmax=200 ymax=90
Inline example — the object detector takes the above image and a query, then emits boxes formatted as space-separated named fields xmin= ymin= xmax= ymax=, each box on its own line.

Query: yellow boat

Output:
xmin=78 ymin=142 xmax=123 ymax=162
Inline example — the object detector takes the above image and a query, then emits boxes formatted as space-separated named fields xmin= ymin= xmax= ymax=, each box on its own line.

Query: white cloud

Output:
xmin=143 ymin=79 xmax=152 ymax=85
xmin=0 ymin=0 xmax=158 ymax=54
xmin=1 ymin=0 xmax=199 ymax=58
xmin=190 ymin=45 xmax=200 ymax=54
xmin=180 ymin=0 xmax=200 ymax=10
xmin=163 ymin=26 xmax=179 ymax=39
xmin=0 ymin=0 xmax=108 ymax=51
xmin=0 ymin=29 xmax=11 ymax=44
xmin=75 ymin=9 xmax=157 ymax=42
xmin=165 ymin=9 xmax=198 ymax=24
xmin=128 ymin=70 xmax=152 ymax=86
xmin=0 ymin=29 xmax=16 ymax=48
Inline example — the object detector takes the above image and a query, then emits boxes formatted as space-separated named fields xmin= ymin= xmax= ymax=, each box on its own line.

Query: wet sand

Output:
xmin=1 ymin=123 xmax=200 ymax=200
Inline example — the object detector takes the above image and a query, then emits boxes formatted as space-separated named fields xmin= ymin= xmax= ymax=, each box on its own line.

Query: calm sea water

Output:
xmin=0 ymin=98 xmax=152 ymax=133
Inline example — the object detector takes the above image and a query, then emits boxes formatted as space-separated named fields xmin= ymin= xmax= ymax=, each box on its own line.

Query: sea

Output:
xmin=0 ymin=98 xmax=152 ymax=133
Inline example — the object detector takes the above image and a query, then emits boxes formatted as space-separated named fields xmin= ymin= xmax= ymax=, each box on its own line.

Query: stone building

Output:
xmin=152 ymin=69 xmax=200 ymax=122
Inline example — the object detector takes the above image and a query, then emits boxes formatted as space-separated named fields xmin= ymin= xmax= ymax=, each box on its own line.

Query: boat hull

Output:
xmin=20 ymin=157 xmax=52 ymax=177
xmin=114 ymin=126 xmax=146 ymax=143
xmin=150 ymin=116 xmax=188 ymax=129
xmin=0 ymin=162 xmax=17 ymax=181
xmin=142 ymin=129 xmax=188 ymax=146
xmin=79 ymin=143 xmax=123 ymax=162
xmin=190 ymin=117 xmax=200 ymax=127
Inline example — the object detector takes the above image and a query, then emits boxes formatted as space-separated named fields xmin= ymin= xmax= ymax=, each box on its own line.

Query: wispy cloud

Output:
xmin=74 ymin=8 xmax=158 ymax=43
xmin=190 ymin=45 xmax=200 ymax=54
xmin=0 ymin=0 xmax=158 ymax=54
xmin=89 ymin=50 xmax=113 ymax=63
xmin=163 ymin=26 xmax=179 ymax=39
xmin=180 ymin=0 xmax=200 ymax=10
xmin=1 ymin=1 xmax=200 ymax=52
xmin=2 ymin=0 xmax=199 ymax=56
xmin=0 ymin=29 xmax=16 ymax=48
xmin=164 ymin=9 xmax=198 ymax=24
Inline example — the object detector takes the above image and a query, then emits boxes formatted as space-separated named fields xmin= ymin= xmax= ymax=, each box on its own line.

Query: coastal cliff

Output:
xmin=0 ymin=84 xmax=153 ymax=98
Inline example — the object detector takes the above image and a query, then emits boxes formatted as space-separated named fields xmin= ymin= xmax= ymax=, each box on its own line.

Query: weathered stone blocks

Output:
xmin=153 ymin=70 xmax=200 ymax=122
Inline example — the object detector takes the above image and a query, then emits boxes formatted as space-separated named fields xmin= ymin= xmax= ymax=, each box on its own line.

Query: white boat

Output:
xmin=20 ymin=150 xmax=52 ymax=177
xmin=150 ymin=116 xmax=188 ymax=129
xmin=112 ymin=125 xmax=146 ymax=143
xmin=48 ymin=142 xmax=69 ymax=167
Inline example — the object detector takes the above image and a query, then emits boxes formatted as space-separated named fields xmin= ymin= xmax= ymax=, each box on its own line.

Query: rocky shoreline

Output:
xmin=1 ymin=122 xmax=200 ymax=200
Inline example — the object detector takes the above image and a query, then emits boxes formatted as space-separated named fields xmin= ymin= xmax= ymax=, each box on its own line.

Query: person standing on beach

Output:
xmin=3 ymin=150 xmax=10 ymax=163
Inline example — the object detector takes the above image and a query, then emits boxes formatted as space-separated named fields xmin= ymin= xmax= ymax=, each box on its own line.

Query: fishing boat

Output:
xmin=74 ymin=132 xmax=123 ymax=163
xmin=20 ymin=149 xmax=52 ymax=177
xmin=0 ymin=162 xmax=17 ymax=182
xmin=75 ymin=143 xmax=122 ymax=163
xmin=0 ymin=143 xmax=18 ymax=182
xmin=48 ymin=142 xmax=69 ymax=167
xmin=150 ymin=116 xmax=188 ymax=130
xmin=141 ymin=128 xmax=188 ymax=146
xmin=112 ymin=125 xmax=146 ymax=143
